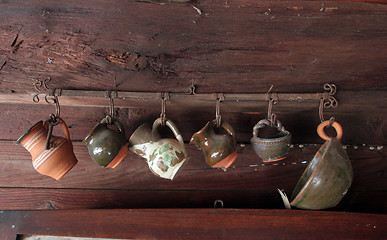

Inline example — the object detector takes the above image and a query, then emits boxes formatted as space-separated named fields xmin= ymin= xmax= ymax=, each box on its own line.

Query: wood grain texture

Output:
xmin=0 ymin=188 xmax=385 ymax=213
xmin=0 ymin=211 xmax=19 ymax=240
xmin=0 ymin=0 xmax=386 ymax=216
xmin=0 ymin=0 xmax=386 ymax=93
xmin=1 ymin=142 xmax=385 ymax=191
xmin=2 ymin=209 xmax=385 ymax=240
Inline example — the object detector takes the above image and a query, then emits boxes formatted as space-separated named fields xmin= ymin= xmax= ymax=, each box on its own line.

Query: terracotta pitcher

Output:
xmin=16 ymin=118 xmax=78 ymax=180
xmin=84 ymin=117 xmax=129 ymax=168
xmin=190 ymin=120 xmax=237 ymax=168
xmin=129 ymin=118 xmax=187 ymax=180
xmin=289 ymin=120 xmax=353 ymax=210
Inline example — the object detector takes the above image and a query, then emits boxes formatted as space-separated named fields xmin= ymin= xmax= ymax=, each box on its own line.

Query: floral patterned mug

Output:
xmin=129 ymin=118 xmax=187 ymax=180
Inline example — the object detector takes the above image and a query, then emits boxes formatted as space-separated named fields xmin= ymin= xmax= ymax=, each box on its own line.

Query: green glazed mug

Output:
xmin=83 ymin=117 xmax=129 ymax=168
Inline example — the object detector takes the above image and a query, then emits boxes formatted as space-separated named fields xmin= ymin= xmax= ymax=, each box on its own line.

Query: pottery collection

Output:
xmin=190 ymin=120 xmax=237 ymax=168
xmin=15 ymin=101 xmax=353 ymax=211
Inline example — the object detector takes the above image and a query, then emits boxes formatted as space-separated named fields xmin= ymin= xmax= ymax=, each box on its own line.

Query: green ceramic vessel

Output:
xmin=84 ymin=117 xmax=128 ymax=167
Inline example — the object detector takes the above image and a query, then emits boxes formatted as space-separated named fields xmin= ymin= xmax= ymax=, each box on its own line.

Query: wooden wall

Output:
xmin=0 ymin=0 xmax=386 ymax=214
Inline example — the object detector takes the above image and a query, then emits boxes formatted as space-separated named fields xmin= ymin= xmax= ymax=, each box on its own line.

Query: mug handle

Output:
xmin=152 ymin=118 xmax=185 ymax=151
xmin=214 ymin=120 xmax=236 ymax=144
xmin=101 ymin=117 xmax=126 ymax=138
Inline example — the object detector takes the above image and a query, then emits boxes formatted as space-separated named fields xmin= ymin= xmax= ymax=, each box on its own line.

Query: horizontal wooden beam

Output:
xmin=1 ymin=209 xmax=386 ymax=240
xmin=0 ymin=188 xmax=385 ymax=213
xmin=1 ymin=90 xmax=386 ymax=114
xmin=1 ymin=1 xmax=386 ymax=94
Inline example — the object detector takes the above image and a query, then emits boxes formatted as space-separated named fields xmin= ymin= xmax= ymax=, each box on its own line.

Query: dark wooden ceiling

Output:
xmin=0 ymin=0 xmax=386 ymax=215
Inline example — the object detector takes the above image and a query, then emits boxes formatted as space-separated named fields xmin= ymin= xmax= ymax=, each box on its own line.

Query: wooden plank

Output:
xmin=1 ymin=142 xmax=385 ymax=191
xmin=1 ymin=209 xmax=385 ymax=239
xmin=0 ymin=211 xmax=19 ymax=240
xmin=0 ymin=188 xmax=385 ymax=213
xmin=0 ymin=188 xmax=284 ymax=210
xmin=1 ymin=90 xmax=386 ymax=113
xmin=0 ymin=1 xmax=386 ymax=93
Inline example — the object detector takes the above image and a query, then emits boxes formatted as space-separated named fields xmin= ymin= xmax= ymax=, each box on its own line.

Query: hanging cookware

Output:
xmin=190 ymin=120 xmax=237 ymax=168
xmin=129 ymin=118 xmax=187 ymax=180
xmin=16 ymin=118 xmax=78 ymax=180
xmin=251 ymin=94 xmax=291 ymax=162
xmin=84 ymin=117 xmax=129 ymax=168
xmin=289 ymin=120 xmax=353 ymax=210
xmin=251 ymin=119 xmax=291 ymax=162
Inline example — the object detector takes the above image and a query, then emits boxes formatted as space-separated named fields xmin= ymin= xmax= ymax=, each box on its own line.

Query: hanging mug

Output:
xmin=289 ymin=120 xmax=353 ymax=210
xmin=251 ymin=119 xmax=291 ymax=162
xmin=16 ymin=118 xmax=78 ymax=180
xmin=129 ymin=118 xmax=187 ymax=180
xmin=83 ymin=117 xmax=129 ymax=168
xmin=190 ymin=120 xmax=237 ymax=168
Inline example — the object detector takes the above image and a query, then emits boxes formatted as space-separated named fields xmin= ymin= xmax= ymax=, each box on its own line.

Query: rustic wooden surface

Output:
xmin=0 ymin=142 xmax=385 ymax=212
xmin=0 ymin=188 xmax=385 ymax=213
xmin=0 ymin=0 xmax=387 ymax=93
xmin=0 ymin=0 xmax=386 ymax=215
xmin=1 ymin=209 xmax=387 ymax=240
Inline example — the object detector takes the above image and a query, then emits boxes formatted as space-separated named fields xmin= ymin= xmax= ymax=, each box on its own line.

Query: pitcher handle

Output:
xmin=101 ymin=117 xmax=126 ymax=138
xmin=152 ymin=118 xmax=185 ymax=148
xmin=218 ymin=121 xmax=237 ymax=144
xmin=59 ymin=118 xmax=71 ymax=142
xmin=253 ymin=119 xmax=284 ymax=138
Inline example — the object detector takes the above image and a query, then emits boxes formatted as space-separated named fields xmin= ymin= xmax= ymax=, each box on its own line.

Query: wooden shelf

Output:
xmin=1 ymin=209 xmax=386 ymax=240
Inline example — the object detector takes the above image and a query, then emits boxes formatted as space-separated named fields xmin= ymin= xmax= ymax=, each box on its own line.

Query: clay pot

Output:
xmin=83 ymin=117 xmax=129 ymax=168
xmin=190 ymin=120 xmax=237 ymax=168
xmin=16 ymin=119 xmax=78 ymax=180
xmin=129 ymin=118 xmax=187 ymax=180
xmin=290 ymin=121 xmax=353 ymax=210
xmin=251 ymin=119 xmax=291 ymax=162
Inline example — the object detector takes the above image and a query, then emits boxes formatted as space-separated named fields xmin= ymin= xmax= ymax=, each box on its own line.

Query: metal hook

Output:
xmin=267 ymin=98 xmax=277 ymax=127
xmin=215 ymin=93 xmax=224 ymax=127
xmin=319 ymin=98 xmax=336 ymax=124
xmin=105 ymin=91 xmax=117 ymax=124
xmin=160 ymin=92 xmax=169 ymax=125
xmin=109 ymin=96 xmax=114 ymax=119
xmin=189 ymin=80 xmax=196 ymax=95
xmin=319 ymin=83 xmax=338 ymax=123
xmin=266 ymin=85 xmax=278 ymax=127
xmin=32 ymin=77 xmax=51 ymax=103
xmin=44 ymin=95 xmax=60 ymax=120
xmin=214 ymin=199 xmax=224 ymax=208
xmin=44 ymin=94 xmax=60 ymax=150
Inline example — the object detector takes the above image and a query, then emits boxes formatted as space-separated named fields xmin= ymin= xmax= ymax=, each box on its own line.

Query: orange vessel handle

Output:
xmin=317 ymin=120 xmax=343 ymax=141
